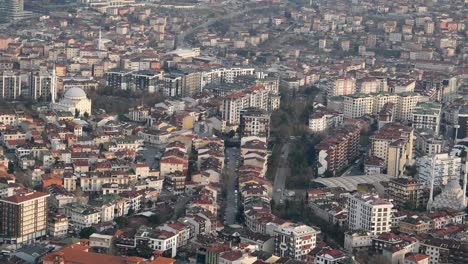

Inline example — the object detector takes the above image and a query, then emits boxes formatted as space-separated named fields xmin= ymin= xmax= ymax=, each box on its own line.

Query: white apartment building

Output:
xmin=0 ymin=71 xmax=22 ymax=100
xmin=411 ymin=101 xmax=441 ymax=136
xmin=309 ymin=111 xmax=343 ymax=132
xmin=63 ymin=203 xmax=101 ymax=231
xmin=201 ymin=67 xmax=255 ymax=88
xmin=343 ymin=94 xmax=374 ymax=118
xmin=418 ymin=153 xmax=462 ymax=187
xmin=359 ymin=78 xmax=380 ymax=94
xmin=348 ymin=193 xmax=393 ymax=235
xmin=222 ymin=86 xmax=269 ymax=126
xmin=136 ymin=227 xmax=179 ymax=257
xmin=327 ymin=77 xmax=356 ymax=98
xmin=373 ymin=94 xmax=399 ymax=115
xmin=30 ymin=70 xmax=56 ymax=102
xmin=274 ymin=223 xmax=319 ymax=260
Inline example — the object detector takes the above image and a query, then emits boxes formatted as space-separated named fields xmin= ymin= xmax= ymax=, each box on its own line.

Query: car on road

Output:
xmin=276 ymin=188 xmax=282 ymax=193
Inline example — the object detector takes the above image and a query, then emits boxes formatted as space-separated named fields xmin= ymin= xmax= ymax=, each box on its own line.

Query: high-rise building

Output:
xmin=348 ymin=193 xmax=393 ymax=235
xmin=0 ymin=0 xmax=26 ymax=22
xmin=274 ymin=223 xmax=319 ymax=260
xmin=0 ymin=190 xmax=49 ymax=246
xmin=0 ymin=71 xmax=21 ymax=99
xmin=396 ymin=92 xmax=428 ymax=122
xmin=30 ymin=70 xmax=56 ymax=102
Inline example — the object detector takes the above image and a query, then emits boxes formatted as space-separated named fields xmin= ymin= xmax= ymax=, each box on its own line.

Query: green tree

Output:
xmin=115 ymin=216 xmax=129 ymax=228
xmin=127 ymin=208 xmax=135 ymax=216
xmin=83 ymin=112 xmax=89 ymax=119
xmin=149 ymin=214 xmax=161 ymax=226
xmin=7 ymin=161 xmax=14 ymax=174
xmin=147 ymin=200 xmax=154 ymax=208
xmin=74 ymin=109 xmax=80 ymax=118
xmin=79 ymin=227 xmax=96 ymax=239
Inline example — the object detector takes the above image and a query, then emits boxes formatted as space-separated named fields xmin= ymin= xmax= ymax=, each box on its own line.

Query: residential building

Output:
xmin=313 ymin=247 xmax=346 ymax=264
xmin=89 ymin=233 xmax=113 ymax=250
xmin=135 ymin=226 xmax=179 ymax=257
xmin=105 ymin=69 xmax=133 ymax=90
xmin=419 ymin=238 xmax=468 ymax=264
xmin=396 ymin=92 xmax=428 ymax=122
xmin=411 ymin=101 xmax=442 ymax=136
xmin=274 ymin=223 xmax=319 ymax=260
xmin=386 ymin=178 xmax=428 ymax=210
xmin=348 ymin=193 xmax=393 ymax=235
xmin=0 ymin=190 xmax=49 ymax=246
xmin=308 ymin=106 xmax=343 ymax=133
xmin=222 ymin=86 xmax=269 ymax=126
xmin=316 ymin=125 xmax=360 ymax=176
xmin=240 ymin=108 xmax=270 ymax=137
xmin=370 ymin=122 xmax=413 ymax=177
xmin=31 ymin=70 xmax=56 ymax=102
xmin=327 ymin=77 xmax=356 ymax=98
xmin=0 ymin=71 xmax=21 ymax=99
xmin=47 ymin=213 xmax=69 ymax=238
xmin=418 ymin=153 xmax=462 ymax=187
xmin=63 ymin=203 xmax=101 ymax=231
xmin=405 ymin=253 xmax=429 ymax=264
xmin=343 ymin=94 xmax=374 ymax=118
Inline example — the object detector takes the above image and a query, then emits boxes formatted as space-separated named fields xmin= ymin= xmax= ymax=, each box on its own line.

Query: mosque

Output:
xmin=52 ymin=87 xmax=92 ymax=117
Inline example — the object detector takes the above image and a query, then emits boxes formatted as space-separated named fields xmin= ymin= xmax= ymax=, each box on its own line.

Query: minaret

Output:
xmin=427 ymin=156 xmax=436 ymax=212
xmin=464 ymin=160 xmax=467 ymax=207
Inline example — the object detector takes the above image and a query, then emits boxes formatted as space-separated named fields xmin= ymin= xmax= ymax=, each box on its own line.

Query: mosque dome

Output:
xmin=64 ymin=87 xmax=87 ymax=100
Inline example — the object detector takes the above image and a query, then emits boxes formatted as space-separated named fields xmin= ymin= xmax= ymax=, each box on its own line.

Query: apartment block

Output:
xmin=316 ymin=125 xmax=360 ymax=176
xmin=386 ymin=178 xmax=428 ymax=210
xmin=327 ymin=77 xmax=356 ymax=98
xmin=370 ymin=122 xmax=413 ymax=177
xmin=240 ymin=108 xmax=271 ymax=137
xmin=308 ymin=106 xmax=343 ymax=133
xmin=30 ymin=70 xmax=56 ymax=102
xmin=0 ymin=71 xmax=22 ymax=99
xmin=274 ymin=223 xmax=319 ymax=260
xmin=418 ymin=153 xmax=462 ymax=187
xmin=343 ymin=94 xmax=374 ymax=118
xmin=348 ymin=193 xmax=393 ymax=235
xmin=411 ymin=101 xmax=441 ymax=136
xmin=0 ymin=190 xmax=49 ymax=246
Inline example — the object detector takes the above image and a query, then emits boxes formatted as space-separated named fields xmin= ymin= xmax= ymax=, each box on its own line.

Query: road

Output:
xmin=272 ymin=143 xmax=290 ymax=203
xmin=224 ymin=147 xmax=240 ymax=225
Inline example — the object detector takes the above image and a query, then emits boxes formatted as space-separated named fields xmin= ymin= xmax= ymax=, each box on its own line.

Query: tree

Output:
xmin=74 ymin=109 xmax=80 ymax=118
xmin=79 ymin=227 xmax=96 ymax=239
xmin=147 ymin=200 xmax=154 ymax=208
xmin=83 ymin=112 xmax=89 ymax=119
xmin=115 ymin=216 xmax=129 ymax=228
xmin=7 ymin=161 xmax=14 ymax=174
xmin=149 ymin=214 xmax=161 ymax=226
xmin=127 ymin=208 xmax=135 ymax=216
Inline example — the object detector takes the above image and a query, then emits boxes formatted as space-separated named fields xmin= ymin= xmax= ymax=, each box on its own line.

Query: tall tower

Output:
xmin=1 ymin=0 xmax=25 ymax=22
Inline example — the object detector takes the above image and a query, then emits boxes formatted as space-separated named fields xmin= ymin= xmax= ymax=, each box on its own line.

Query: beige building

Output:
xmin=396 ymin=93 xmax=428 ymax=122
xmin=328 ymin=77 xmax=356 ymax=98
xmin=370 ymin=123 xmax=413 ymax=177
xmin=343 ymin=94 xmax=374 ymax=118
xmin=0 ymin=190 xmax=49 ymax=246
xmin=48 ymin=213 xmax=69 ymax=238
